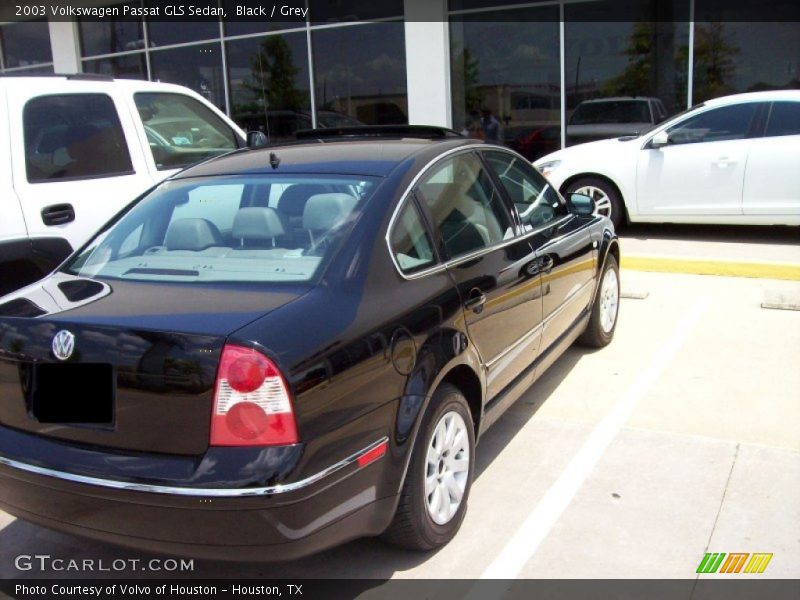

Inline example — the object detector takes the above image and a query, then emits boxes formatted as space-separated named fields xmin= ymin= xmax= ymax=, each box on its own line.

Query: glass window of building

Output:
xmin=83 ymin=54 xmax=148 ymax=79
xmin=564 ymin=1 xmax=690 ymax=146
xmin=150 ymin=43 xmax=226 ymax=109
xmin=226 ymin=32 xmax=311 ymax=141
xmin=0 ymin=20 xmax=53 ymax=69
xmin=450 ymin=6 xmax=560 ymax=161
xmin=79 ymin=3 xmax=145 ymax=57
xmin=312 ymin=22 xmax=408 ymax=125
xmin=145 ymin=1 xmax=220 ymax=47
xmin=691 ymin=21 xmax=800 ymax=104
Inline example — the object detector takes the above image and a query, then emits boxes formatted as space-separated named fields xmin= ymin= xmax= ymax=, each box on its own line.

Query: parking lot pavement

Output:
xmin=0 ymin=269 xmax=798 ymax=580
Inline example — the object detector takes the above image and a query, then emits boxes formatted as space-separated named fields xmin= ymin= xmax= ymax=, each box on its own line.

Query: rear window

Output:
xmin=24 ymin=94 xmax=133 ymax=182
xmin=66 ymin=174 xmax=378 ymax=284
xmin=134 ymin=92 xmax=240 ymax=171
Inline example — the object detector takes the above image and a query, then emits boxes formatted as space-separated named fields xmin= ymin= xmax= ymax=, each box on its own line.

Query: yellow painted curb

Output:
xmin=621 ymin=256 xmax=800 ymax=281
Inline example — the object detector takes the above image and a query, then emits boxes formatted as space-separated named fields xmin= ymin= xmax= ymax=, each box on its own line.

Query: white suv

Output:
xmin=0 ymin=74 xmax=246 ymax=294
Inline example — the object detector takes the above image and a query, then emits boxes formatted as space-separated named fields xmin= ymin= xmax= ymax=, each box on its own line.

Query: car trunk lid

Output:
xmin=0 ymin=275 xmax=308 ymax=455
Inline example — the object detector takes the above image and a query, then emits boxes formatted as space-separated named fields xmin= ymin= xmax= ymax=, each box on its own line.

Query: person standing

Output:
xmin=480 ymin=107 xmax=501 ymax=142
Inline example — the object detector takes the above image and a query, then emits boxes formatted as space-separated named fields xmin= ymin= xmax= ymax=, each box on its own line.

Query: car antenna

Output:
xmin=269 ymin=152 xmax=280 ymax=169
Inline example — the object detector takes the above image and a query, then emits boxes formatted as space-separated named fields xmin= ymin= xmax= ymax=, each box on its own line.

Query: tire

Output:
xmin=565 ymin=177 xmax=626 ymax=231
xmin=382 ymin=383 xmax=475 ymax=551
xmin=578 ymin=254 xmax=620 ymax=348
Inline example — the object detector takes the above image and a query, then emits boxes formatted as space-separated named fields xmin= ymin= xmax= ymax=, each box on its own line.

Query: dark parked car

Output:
xmin=0 ymin=126 xmax=619 ymax=560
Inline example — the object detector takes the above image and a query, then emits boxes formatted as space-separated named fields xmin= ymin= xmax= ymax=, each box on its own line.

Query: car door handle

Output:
xmin=41 ymin=204 xmax=75 ymax=226
xmin=713 ymin=157 xmax=736 ymax=168
xmin=464 ymin=290 xmax=487 ymax=314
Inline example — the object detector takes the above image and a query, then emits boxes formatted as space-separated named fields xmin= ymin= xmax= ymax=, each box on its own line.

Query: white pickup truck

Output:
xmin=0 ymin=74 xmax=246 ymax=294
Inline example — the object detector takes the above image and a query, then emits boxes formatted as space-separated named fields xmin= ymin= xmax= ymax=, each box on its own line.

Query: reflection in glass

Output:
xmin=309 ymin=0 xmax=404 ymax=24
xmin=149 ymin=43 xmax=226 ymax=109
xmin=312 ymin=22 xmax=408 ymax=125
xmin=692 ymin=22 xmax=799 ymax=104
xmin=450 ymin=7 xmax=560 ymax=160
xmin=0 ymin=20 xmax=53 ymax=68
xmin=83 ymin=54 xmax=148 ymax=79
xmin=565 ymin=1 xmax=690 ymax=145
xmin=145 ymin=0 xmax=219 ymax=47
xmin=226 ymin=33 xmax=311 ymax=141
xmin=79 ymin=3 xmax=145 ymax=57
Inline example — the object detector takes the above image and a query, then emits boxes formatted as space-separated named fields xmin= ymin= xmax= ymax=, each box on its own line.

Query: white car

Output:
xmin=0 ymin=75 xmax=246 ymax=295
xmin=535 ymin=91 xmax=800 ymax=228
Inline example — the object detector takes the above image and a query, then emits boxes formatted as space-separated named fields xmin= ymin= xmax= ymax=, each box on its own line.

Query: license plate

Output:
xmin=31 ymin=363 xmax=114 ymax=424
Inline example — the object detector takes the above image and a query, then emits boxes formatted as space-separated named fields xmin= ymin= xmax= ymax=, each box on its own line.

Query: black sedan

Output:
xmin=0 ymin=126 xmax=619 ymax=560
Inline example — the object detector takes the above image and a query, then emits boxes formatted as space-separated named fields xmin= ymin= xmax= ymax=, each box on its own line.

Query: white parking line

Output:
xmin=479 ymin=298 xmax=711 ymax=580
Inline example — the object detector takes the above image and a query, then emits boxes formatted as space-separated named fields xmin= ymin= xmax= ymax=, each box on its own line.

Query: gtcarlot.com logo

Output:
xmin=696 ymin=552 xmax=773 ymax=574
xmin=14 ymin=554 xmax=194 ymax=573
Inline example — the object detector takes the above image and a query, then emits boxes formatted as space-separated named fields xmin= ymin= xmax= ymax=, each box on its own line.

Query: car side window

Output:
xmin=765 ymin=102 xmax=800 ymax=137
xmin=390 ymin=201 xmax=436 ymax=274
xmin=134 ymin=92 xmax=239 ymax=171
xmin=416 ymin=152 xmax=514 ymax=259
xmin=23 ymin=94 xmax=133 ymax=183
xmin=484 ymin=151 xmax=567 ymax=232
xmin=666 ymin=103 xmax=758 ymax=145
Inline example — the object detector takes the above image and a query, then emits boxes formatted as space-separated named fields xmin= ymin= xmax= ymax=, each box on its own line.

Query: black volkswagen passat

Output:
xmin=0 ymin=127 xmax=619 ymax=560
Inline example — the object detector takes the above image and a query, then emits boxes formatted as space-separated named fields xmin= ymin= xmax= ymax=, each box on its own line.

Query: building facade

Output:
xmin=1 ymin=0 xmax=798 ymax=160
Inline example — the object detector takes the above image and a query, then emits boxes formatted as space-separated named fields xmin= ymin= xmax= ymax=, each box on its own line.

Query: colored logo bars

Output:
xmin=696 ymin=552 xmax=773 ymax=574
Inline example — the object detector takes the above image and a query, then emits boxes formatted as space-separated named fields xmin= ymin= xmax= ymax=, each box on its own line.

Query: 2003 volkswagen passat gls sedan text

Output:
xmin=0 ymin=126 xmax=619 ymax=560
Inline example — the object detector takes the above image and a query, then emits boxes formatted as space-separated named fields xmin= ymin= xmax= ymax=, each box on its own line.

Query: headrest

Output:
xmin=302 ymin=193 xmax=357 ymax=231
xmin=278 ymin=184 xmax=329 ymax=217
xmin=232 ymin=207 xmax=286 ymax=241
xmin=164 ymin=218 xmax=222 ymax=251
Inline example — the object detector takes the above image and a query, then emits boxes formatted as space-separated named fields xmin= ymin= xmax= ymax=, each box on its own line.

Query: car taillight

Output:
xmin=210 ymin=344 xmax=298 ymax=446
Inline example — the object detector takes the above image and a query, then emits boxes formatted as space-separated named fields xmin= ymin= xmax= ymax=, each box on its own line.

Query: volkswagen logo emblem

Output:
xmin=52 ymin=330 xmax=76 ymax=361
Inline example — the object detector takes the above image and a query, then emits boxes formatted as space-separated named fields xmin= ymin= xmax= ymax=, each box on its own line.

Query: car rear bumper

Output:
xmin=0 ymin=428 xmax=399 ymax=561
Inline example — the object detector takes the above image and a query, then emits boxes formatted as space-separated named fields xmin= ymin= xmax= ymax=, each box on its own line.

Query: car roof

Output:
xmin=0 ymin=74 xmax=212 ymax=97
xmin=703 ymin=90 xmax=800 ymax=106
xmin=577 ymin=97 xmax=656 ymax=104
xmin=174 ymin=137 xmax=481 ymax=179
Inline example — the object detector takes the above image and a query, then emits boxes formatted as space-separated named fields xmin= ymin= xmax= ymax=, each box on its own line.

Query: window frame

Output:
xmin=661 ymin=101 xmax=763 ymax=146
xmin=479 ymin=148 xmax=570 ymax=235
xmin=413 ymin=149 xmax=516 ymax=263
xmin=388 ymin=194 xmax=441 ymax=276
xmin=23 ymin=92 xmax=136 ymax=184
xmin=764 ymin=101 xmax=800 ymax=138
xmin=385 ymin=145 xmax=574 ymax=280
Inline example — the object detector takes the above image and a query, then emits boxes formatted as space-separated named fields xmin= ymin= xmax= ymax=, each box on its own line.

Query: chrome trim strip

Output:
xmin=0 ymin=437 xmax=390 ymax=498
xmin=486 ymin=322 xmax=543 ymax=370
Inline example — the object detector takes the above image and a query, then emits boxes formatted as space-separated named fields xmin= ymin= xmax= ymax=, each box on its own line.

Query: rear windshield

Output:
xmin=569 ymin=100 xmax=651 ymax=125
xmin=66 ymin=174 xmax=378 ymax=284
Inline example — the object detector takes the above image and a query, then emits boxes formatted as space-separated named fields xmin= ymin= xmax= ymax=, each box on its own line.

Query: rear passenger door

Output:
xmin=743 ymin=101 xmax=800 ymax=216
xmin=8 ymin=88 xmax=154 ymax=254
xmin=415 ymin=150 xmax=544 ymax=399
xmin=484 ymin=150 xmax=596 ymax=355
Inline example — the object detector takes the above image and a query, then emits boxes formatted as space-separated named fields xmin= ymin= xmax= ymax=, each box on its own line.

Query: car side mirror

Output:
xmin=650 ymin=130 xmax=670 ymax=148
xmin=247 ymin=130 xmax=269 ymax=148
xmin=570 ymin=193 xmax=595 ymax=217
